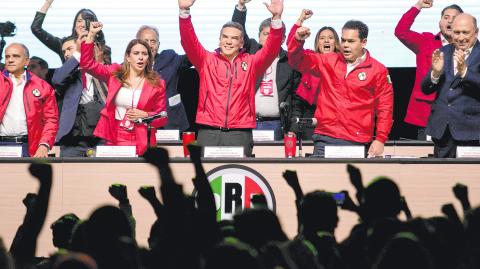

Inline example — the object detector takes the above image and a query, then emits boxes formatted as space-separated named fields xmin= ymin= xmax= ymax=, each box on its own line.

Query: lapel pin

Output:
xmin=357 ymin=72 xmax=367 ymax=81
xmin=241 ymin=62 xmax=248 ymax=71
xmin=32 ymin=89 xmax=41 ymax=97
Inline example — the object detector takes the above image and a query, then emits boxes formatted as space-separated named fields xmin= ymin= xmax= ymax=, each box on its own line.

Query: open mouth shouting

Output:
xmin=323 ymin=43 xmax=332 ymax=52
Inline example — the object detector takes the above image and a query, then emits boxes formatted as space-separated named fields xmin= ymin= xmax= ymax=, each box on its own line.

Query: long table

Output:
xmin=1 ymin=156 xmax=479 ymax=257
xmin=158 ymin=140 xmax=435 ymax=158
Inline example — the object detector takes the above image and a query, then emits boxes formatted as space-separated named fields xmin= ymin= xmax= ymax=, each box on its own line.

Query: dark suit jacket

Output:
xmin=52 ymin=57 xmax=106 ymax=142
xmin=421 ymin=41 xmax=480 ymax=141
xmin=154 ymin=50 xmax=191 ymax=132
xmin=52 ymin=57 xmax=83 ymax=142
xmin=232 ymin=6 xmax=301 ymax=132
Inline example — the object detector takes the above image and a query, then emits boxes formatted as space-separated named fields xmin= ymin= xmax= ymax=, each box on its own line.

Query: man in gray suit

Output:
xmin=422 ymin=13 xmax=480 ymax=157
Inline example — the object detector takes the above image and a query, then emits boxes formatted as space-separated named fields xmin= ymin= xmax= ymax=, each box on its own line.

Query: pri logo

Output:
xmin=202 ymin=164 xmax=276 ymax=221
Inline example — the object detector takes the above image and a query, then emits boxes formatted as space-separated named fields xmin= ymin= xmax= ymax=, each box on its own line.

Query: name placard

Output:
xmin=456 ymin=146 xmax=480 ymax=158
xmin=95 ymin=146 xmax=137 ymax=157
xmin=0 ymin=146 xmax=22 ymax=157
xmin=156 ymin=130 xmax=180 ymax=141
xmin=204 ymin=146 xmax=244 ymax=158
xmin=324 ymin=146 xmax=365 ymax=158
xmin=252 ymin=130 xmax=275 ymax=142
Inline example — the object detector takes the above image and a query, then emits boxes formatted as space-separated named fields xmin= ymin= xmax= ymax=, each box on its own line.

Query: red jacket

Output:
xmin=0 ymin=71 xmax=58 ymax=156
xmin=286 ymin=24 xmax=321 ymax=105
xmin=80 ymin=42 xmax=167 ymax=155
xmin=296 ymin=68 xmax=321 ymax=105
xmin=395 ymin=6 xmax=442 ymax=127
xmin=179 ymin=16 xmax=283 ymax=129
xmin=288 ymin=38 xmax=394 ymax=144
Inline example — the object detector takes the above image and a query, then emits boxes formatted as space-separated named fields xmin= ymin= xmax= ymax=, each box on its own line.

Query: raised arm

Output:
xmin=287 ymin=26 xmax=322 ymax=77
xmin=51 ymin=57 xmax=80 ymax=91
xmin=394 ymin=0 xmax=433 ymax=54
xmin=251 ymin=0 xmax=284 ymax=76
xmin=179 ymin=0 xmax=208 ymax=68
xmin=109 ymin=184 xmax=136 ymax=239
xmin=232 ymin=0 xmax=255 ymax=52
xmin=80 ymin=22 xmax=116 ymax=82
xmin=10 ymin=164 xmax=53 ymax=262
xmin=138 ymin=186 xmax=164 ymax=219
xmin=30 ymin=0 xmax=64 ymax=62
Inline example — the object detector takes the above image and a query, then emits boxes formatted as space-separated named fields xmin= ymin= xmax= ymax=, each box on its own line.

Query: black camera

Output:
xmin=0 ymin=21 xmax=16 ymax=37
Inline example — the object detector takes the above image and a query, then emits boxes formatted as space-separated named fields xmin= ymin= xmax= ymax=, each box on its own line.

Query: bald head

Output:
xmin=452 ymin=13 xmax=478 ymax=51
xmin=4 ymin=43 xmax=30 ymax=78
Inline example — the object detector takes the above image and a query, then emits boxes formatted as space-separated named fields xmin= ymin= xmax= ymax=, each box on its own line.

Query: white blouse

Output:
xmin=114 ymin=86 xmax=142 ymax=120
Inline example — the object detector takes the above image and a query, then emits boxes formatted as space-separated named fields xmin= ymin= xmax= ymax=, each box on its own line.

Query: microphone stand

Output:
xmin=136 ymin=112 xmax=167 ymax=150
xmin=297 ymin=122 xmax=305 ymax=157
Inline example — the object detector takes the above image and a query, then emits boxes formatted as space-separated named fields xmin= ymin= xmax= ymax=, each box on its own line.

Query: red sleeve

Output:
xmin=286 ymin=23 xmax=300 ymax=46
xmin=179 ymin=16 xmax=208 ymax=69
xmin=394 ymin=7 xmax=424 ymax=54
xmin=149 ymin=79 xmax=168 ymax=128
xmin=80 ymin=42 xmax=117 ymax=83
xmin=287 ymin=36 xmax=322 ymax=77
xmin=39 ymin=83 xmax=58 ymax=148
xmin=252 ymin=23 xmax=284 ymax=77
xmin=374 ymin=67 xmax=394 ymax=143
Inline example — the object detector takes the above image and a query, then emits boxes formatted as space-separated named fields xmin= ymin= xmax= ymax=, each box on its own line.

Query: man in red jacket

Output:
xmin=395 ymin=0 xmax=463 ymax=139
xmin=288 ymin=19 xmax=393 ymax=158
xmin=178 ymin=0 xmax=284 ymax=157
xmin=0 ymin=43 xmax=58 ymax=157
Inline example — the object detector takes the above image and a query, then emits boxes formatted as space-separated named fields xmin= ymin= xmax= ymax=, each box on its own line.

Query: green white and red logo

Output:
xmin=203 ymin=164 xmax=276 ymax=221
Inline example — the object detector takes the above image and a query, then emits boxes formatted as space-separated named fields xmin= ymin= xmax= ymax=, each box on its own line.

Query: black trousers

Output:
xmin=197 ymin=128 xmax=253 ymax=157
xmin=433 ymin=126 xmax=480 ymax=158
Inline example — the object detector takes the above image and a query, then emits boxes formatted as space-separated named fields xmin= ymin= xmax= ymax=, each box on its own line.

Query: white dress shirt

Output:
xmin=0 ymin=72 xmax=28 ymax=136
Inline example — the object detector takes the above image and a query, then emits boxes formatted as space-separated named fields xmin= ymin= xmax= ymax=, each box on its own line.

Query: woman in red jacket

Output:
xmin=288 ymin=9 xmax=340 ymax=140
xmin=80 ymin=22 xmax=167 ymax=156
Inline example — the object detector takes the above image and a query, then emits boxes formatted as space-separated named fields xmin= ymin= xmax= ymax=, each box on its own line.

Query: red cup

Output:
xmin=182 ymin=132 xmax=196 ymax=157
xmin=284 ymin=134 xmax=297 ymax=158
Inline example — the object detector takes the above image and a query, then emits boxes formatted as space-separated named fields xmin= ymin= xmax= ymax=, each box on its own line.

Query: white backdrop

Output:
xmin=1 ymin=0 xmax=479 ymax=68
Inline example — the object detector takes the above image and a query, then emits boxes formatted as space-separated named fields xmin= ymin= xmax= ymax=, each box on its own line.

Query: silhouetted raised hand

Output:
xmin=109 ymin=184 xmax=128 ymax=204
xmin=347 ymin=164 xmax=364 ymax=204
xmin=340 ymin=190 xmax=360 ymax=213
xmin=441 ymin=203 xmax=463 ymax=228
xmin=10 ymin=163 xmax=53 ymax=263
xmin=453 ymin=183 xmax=471 ymax=212
xmin=108 ymin=184 xmax=136 ymax=239
xmin=282 ymin=170 xmax=304 ymax=200
xmin=138 ymin=186 xmax=164 ymax=219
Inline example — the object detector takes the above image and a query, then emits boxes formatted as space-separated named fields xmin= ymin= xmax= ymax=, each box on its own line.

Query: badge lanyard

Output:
xmin=260 ymin=66 xmax=274 ymax=96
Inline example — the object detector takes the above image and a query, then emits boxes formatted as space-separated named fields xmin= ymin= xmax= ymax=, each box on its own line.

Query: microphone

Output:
xmin=292 ymin=117 xmax=317 ymax=127
xmin=135 ymin=111 xmax=167 ymax=124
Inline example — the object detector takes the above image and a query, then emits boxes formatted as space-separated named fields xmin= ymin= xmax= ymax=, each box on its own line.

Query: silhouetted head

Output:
xmin=54 ymin=252 xmax=97 ymax=269
xmin=85 ymin=206 xmax=133 ymax=269
xmin=373 ymin=232 xmax=434 ymax=269
xmin=233 ymin=208 xmax=287 ymax=250
xmin=299 ymin=190 xmax=338 ymax=235
xmin=204 ymin=237 xmax=261 ymax=269
xmin=364 ymin=177 xmax=402 ymax=221
xmin=51 ymin=213 xmax=81 ymax=249
xmin=464 ymin=206 xmax=480 ymax=248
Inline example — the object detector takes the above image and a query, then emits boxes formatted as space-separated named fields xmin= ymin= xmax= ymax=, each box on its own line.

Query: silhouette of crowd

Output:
xmin=1 ymin=144 xmax=479 ymax=269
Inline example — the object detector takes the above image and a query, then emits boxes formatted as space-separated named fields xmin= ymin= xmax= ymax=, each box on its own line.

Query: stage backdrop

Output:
xmin=1 ymin=0 xmax=479 ymax=68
